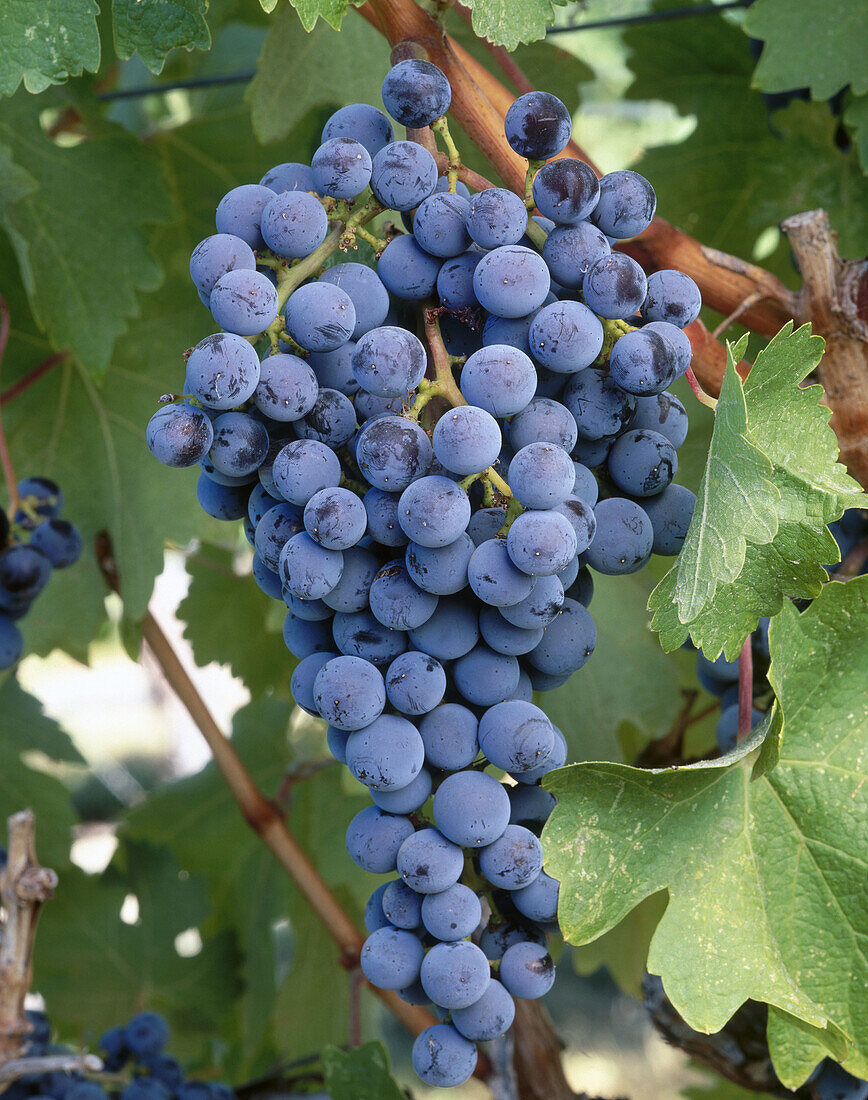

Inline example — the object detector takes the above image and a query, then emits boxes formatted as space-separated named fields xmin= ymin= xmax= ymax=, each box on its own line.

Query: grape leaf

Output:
xmin=0 ymin=0 xmax=100 ymax=96
xmin=743 ymin=0 xmax=867 ymax=101
xmin=651 ymin=325 xmax=863 ymax=658
xmin=112 ymin=0 xmax=211 ymax=74
xmin=0 ymin=92 xmax=173 ymax=378
xmin=624 ymin=16 xmax=868 ymax=269
xmin=542 ymin=571 xmax=682 ymax=763
xmin=286 ymin=0 xmax=366 ymax=33
xmin=673 ymin=338 xmax=779 ymax=623
xmin=323 ymin=1042 xmax=404 ymax=1100
xmin=247 ymin=8 xmax=389 ymax=145
xmin=545 ymin=578 xmax=868 ymax=1087
xmin=460 ymin=0 xmax=569 ymax=51
xmin=844 ymin=95 xmax=868 ymax=174
xmin=572 ymin=892 xmax=667 ymax=998
xmin=0 ymin=676 xmax=84 ymax=764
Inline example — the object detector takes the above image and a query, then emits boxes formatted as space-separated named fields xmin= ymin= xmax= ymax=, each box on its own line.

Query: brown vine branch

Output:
xmin=0 ymin=1053 xmax=103 ymax=1086
xmin=0 ymin=811 xmax=59 ymax=1064
xmin=0 ymin=352 xmax=68 ymax=408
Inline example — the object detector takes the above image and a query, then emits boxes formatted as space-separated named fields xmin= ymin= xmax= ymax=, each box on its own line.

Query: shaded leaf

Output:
xmin=287 ymin=0 xmax=366 ymax=33
xmin=113 ymin=0 xmax=211 ymax=74
xmin=323 ymin=1042 xmax=404 ymax=1100
xmin=572 ymin=892 xmax=667 ymax=999
xmin=460 ymin=0 xmax=568 ymax=51
xmin=0 ymin=0 xmax=100 ymax=96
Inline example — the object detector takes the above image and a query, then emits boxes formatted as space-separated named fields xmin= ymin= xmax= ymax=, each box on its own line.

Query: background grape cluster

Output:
xmin=147 ymin=60 xmax=703 ymax=1089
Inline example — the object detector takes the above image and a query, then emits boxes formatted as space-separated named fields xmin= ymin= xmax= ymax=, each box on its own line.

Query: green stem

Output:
xmin=423 ymin=309 xmax=466 ymax=408
xmin=404 ymin=379 xmax=444 ymax=421
xmin=431 ymin=116 xmax=462 ymax=192
xmin=497 ymin=494 xmax=524 ymax=535
xmin=340 ymin=198 xmax=386 ymax=251
xmin=524 ymin=159 xmax=544 ymax=211
xmin=523 ymin=214 xmax=548 ymax=251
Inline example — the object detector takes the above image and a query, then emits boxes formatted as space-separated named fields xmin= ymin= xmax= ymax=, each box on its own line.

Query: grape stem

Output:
xmin=736 ymin=634 xmax=754 ymax=742
xmin=0 ymin=296 xmax=21 ymax=519
xmin=430 ymin=116 xmax=462 ymax=192
xmin=423 ymin=307 xmax=467 ymax=408
xmin=0 ymin=351 xmax=68 ymax=408
xmin=523 ymin=159 xmax=543 ymax=211
xmin=685 ymin=366 xmax=718 ymax=410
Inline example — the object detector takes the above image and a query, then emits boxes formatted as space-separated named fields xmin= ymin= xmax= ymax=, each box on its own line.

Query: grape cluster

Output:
xmin=147 ymin=62 xmax=701 ymax=1088
xmin=5 ymin=1011 xmax=232 ymax=1100
xmin=0 ymin=479 xmax=82 ymax=670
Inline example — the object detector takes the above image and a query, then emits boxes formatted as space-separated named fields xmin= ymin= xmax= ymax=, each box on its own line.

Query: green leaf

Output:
xmin=247 ymin=8 xmax=389 ymax=145
xmin=683 ymin=1077 xmax=777 ymax=1100
xmin=625 ymin=16 xmax=868 ymax=268
xmin=673 ymin=338 xmax=779 ymax=623
xmin=0 ymin=0 xmax=100 ymax=96
xmin=572 ymin=892 xmax=667 ymax=998
xmin=179 ymin=545 xmax=295 ymax=697
xmin=322 ymin=1042 xmax=404 ymax=1100
xmin=460 ymin=0 xmax=568 ymax=51
xmin=113 ymin=0 xmax=211 ymax=74
xmin=545 ymin=578 xmax=868 ymax=1086
xmin=743 ymin=0 xmax=867 ymax=101
xmin=844 ymin=94 xmax=868 ymax=173
xmin=286 ymin=0 xmax=366 ymax=33
xmin=0 ymin=93 xmax=173 ymax=377
xmin=0 ymin=677 xmax=84 ymax=764
xmin=542 ymin=571 xmax=682 ymax=763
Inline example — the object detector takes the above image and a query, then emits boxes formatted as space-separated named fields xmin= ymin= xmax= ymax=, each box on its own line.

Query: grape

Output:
xmin=420 ymin=940 xmax=491 ymax=1009
xmin=382 ymin=59 xmax=451 ymax=127
xmin=418 ymin=703 xmax=479 ymax=770
xmin=642 ymin=269 xmax=702 ymax=327
xmin=506 ymin=509 xmax=577 ymax=576
xmin=562 ymin=367 xmax=636 ymax=440
xmin=468 ymin=539 xmax=535 ymax=607
xmin=198 ymin=454 xmax=256 ymax=487
xmin=512 ymin=870 xmax=559 ymax=923
xmin=572 ymin=433 xmax=616 ymax=467
xmin=397 ymin=828 xmax=464 ymax=893
xmin=716 ymin=704 xmax=764 ymax=754
xmin=260 ymin=191 xmax=329 ymax=259
xmin=499 ymin=941 xmax=556 ymax=998
xmin=370 ymin=141 xmax=437 ymax=212
xmin=467 ymin=506 xmax=506 ymax=546
xmin=571 ymin=461 xmax=598 ymax=505
xmin=321 ymin=546 xmax=378 ymax=613
xmin=346 ymin=806 xmax=414 ymax=873
xmin=541 ymin=221 xmax=610 ymax=289
xmin=322 ymin=103 xmax=394 ymax=156
xmin=459 ymin=345 xmax=536 ymax=418
xmin=260 ymin=162 xmax=317 ymax=194
xmin=360 ymin=926 xmax=424 ymax=989
xmin=421 ymin=884 xmax=482 ymax=942
xmin=477 ymin=700 xmax=554 ymax=774
xmin=209 ymin=269 xmax=277 ymax=336
xmin=508 ymin=443 xmax=575 ymax=509
xmin=282 ymin=610 xmax=331 ymax=659
xmin=253 ymin=352 xmax=319 ymax=422
xmin=584 ymin=497 xmax=653 ymax=574
xmin=295 ymin=388 xmax=357 ymax=449
xmin=433 ymin=771 xmax=510 ymax=848
xmin=272 ymin=439 xmax=341 ymax=505
xmin=311 ymin=137 xmax=372 ymax=199
xmin=451 ymin=978 xmax=515 ymax=1042
xmin=364 ymin=884 xmax=390 ymax=932
xmin=333 ymin=609 xmax=408 ymax=665
xmin=608 ymin=429 xmax=677 ymax=497
xmin=590 ymin=170 xmax=657 ymax=239
xmin=15 ymin=477 xmax=62 ymax=522
xmin=528 ymin=597 xmax=596 ymax=675
xmin=553 ymin=495 xmax=596 ymax=552
xmin=320 ymin=263 xmax=390 ymax=339
xmin=529 ymin=300 xmax=604 ymax=372
xmin=466 ymin=188 xmax=528 ymax=249
xmin=147 ymin=404 xmax=214 ymax=468
xmin=640 ymin=483 xmax=696 ymax=555
xmin=186 ymin=333 xmax=261 ymax=410
xmin=126 ymin=1013 xmax=169 ymax=1059
xmin=568 ymin=563 xmax=594 ymax=608
xmin=308 ymin=343 xmax=358 ymax=395
xmin=313 ymin=655 xmax=386 ymax=730
xmin=558 ymin=553 xmax=580 ymax=590
xmin=254 ymin=502 xmax=303 ymax=570
xmin=583 ymin=253 xmax=648 ymax=319
xmin=208 ymin=412 xmax=269 ymax=477
xmin=303 ymin=487 xmax=366 ymax=550
xmin=812 ymin=1062 xmax=868 ymax=1100
xmin=478 ymin=825 xmax=542 ymax=890
xmin=0 ymin=615 xmax=24 ymax=669
xmin=473 ymin=246 xmax=550 ymax=318
xmin=631 ymin=392 xmax=688 ymax=448
xmin=483 ymin=311 xmax=536 ymax=357
xmin=405 ymin=533 xmax=474 ymax=595
xmin=504 ymin=92 xmax=571 ymax=160
xmin=363 ymin=488 xmax=408 ymax=547
xmin=397 ymin=476 xmax=472 ymax=548
xmin=509 ymin=783 xmax=557 ymax=828
xmin=371 ymin=767 xmax=433 ymax=814
xmin=532 ymin=159 xmax=599 ymax=224
xmin=352 ymin=326 xmax=427 ymax=398
xmin=385 ymin=650 xmax=447 ymax=715
xmin=453 ymin=644 xmax=520 ymax=706
xmin=412 ymin=1025 xmax=477 ymax=1089
xmin=285 ymin=591 xmax=332 ymax=621
xmin=643 ymin=320 xmax=692 ymax=379
xmin=346 ymin=714 xmax=425 ymax=790
xmin=28 ymin=519 xmax=82 ymax=569
xmin=279 ymin=532 xmax=344 ymax=599
xmin=509 ymin=398 xmax=578 ymax=453
xmin=189 ymin=233 xmax=256 ymax=296
xmin=215 ymin=184 xmax=274 ymax=249
xmin=382 ymin=880 xmax=423 ymax=930
xmin=432 ymin=407 xmax=501 ymax=476
xmin=285 ymin=283 xmax=355 ymax=353
xmin=249 ymin=482 xmax=282 ymax=525
xmin=413 ymin=192 xmax=470 ymax=258
xmin=609 ymin=328 xmax=678 ymax=395
xmin=436 ymin=251 xmax=482 ymax=310
xmin=378 ymin=234 xmax=442 ymax=300
xmin=369 ymin=559 xmax=437 ymax=631
xmin=196 ymin=474 xmax=250 ymax=521
xmin=499 ymin=574 xmax=564 ymax=629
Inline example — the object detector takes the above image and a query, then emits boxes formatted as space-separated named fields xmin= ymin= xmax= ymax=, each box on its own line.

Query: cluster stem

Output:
xmin=431 ymin=116 xmax=462 ymax=192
